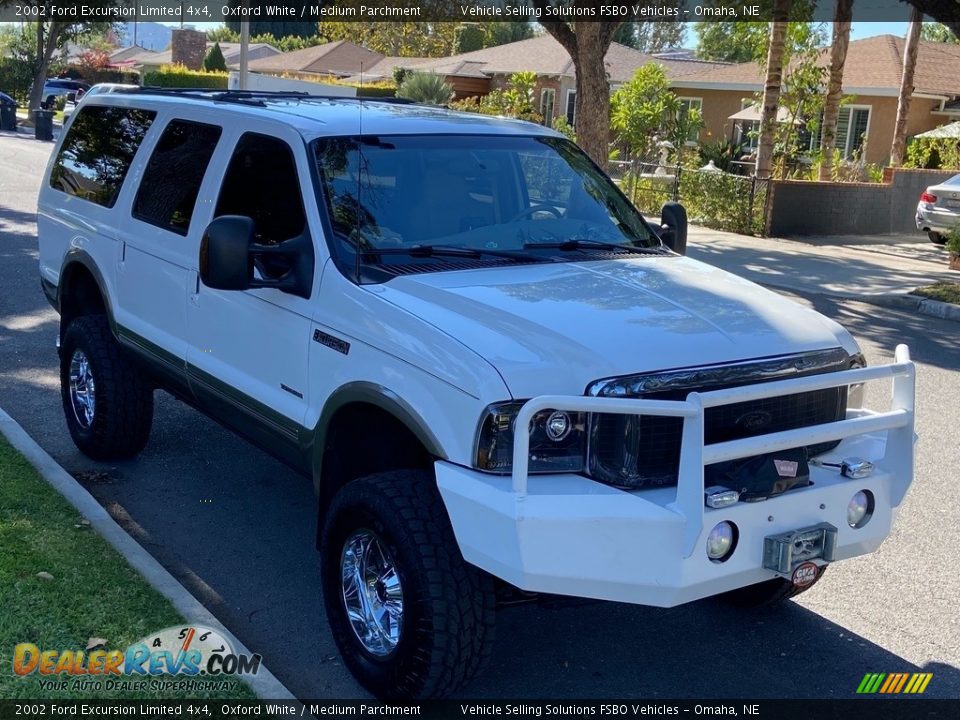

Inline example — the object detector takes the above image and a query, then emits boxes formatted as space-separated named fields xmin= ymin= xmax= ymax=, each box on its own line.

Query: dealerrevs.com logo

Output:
xmin=13 ymin=626 xmax=261 ymax=692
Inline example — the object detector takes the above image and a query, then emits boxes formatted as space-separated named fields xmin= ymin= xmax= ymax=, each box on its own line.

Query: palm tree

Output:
xmin=890 ymin=9 xmax=923 ymax=167
xmin=819 ymin=0 xmax=853 ymax=181
xmin=756 ymin=0 xmax=792 ymax=179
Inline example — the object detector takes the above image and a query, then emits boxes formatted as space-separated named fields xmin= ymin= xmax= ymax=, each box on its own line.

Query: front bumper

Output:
xmin=437 ymin=346 xmax=915 ymax=608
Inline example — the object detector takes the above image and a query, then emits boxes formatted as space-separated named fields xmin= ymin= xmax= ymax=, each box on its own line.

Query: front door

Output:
xmin=185 ymin=128 xmax=317 ymax=465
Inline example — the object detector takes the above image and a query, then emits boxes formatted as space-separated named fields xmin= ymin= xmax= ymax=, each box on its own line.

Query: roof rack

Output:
xmin=113 ymin=86 xmax=417 ymax=108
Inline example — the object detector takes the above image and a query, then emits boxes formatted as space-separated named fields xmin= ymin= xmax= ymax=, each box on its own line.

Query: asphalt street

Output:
xmin=1 ymin=133 xmax=958 ymax=699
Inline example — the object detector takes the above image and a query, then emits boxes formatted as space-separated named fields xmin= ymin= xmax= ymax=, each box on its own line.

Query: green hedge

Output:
xmin=624 ymin=167 xmax=767 ymax=236
xmin=142 ymin=66 xmax=228 ymax=90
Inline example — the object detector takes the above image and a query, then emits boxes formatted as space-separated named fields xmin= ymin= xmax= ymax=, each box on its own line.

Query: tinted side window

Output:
xmin=215 ymin=133 xmax=306 ymax=245
xmin=49 ymin=105 xmax=155 ymax=208
xmin=132 ymin=119 xmax=222 ymax=235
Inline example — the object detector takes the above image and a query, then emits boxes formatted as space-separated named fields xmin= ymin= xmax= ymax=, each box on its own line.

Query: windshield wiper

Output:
xmin=523 ymin=238 xmax=661 ymax=254
xmin=361 ymin=244 xmax=548 ymax=262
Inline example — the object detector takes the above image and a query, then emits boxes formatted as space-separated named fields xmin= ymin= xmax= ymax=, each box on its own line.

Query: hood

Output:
xmin=375 ymin=256 xmax=858 ymax=397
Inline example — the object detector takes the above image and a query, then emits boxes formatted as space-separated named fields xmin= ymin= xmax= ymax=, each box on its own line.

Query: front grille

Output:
xmin=587 ymin=350 xmax=850 ymax=490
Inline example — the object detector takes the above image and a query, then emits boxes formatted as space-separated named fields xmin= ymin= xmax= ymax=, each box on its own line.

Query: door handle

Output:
xmin=189 ymin=271 xmax=200 ymax=306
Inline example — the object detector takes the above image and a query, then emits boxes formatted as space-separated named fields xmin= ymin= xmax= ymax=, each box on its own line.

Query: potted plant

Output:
xmin=947 ymin=225 xmax=960 ymax=271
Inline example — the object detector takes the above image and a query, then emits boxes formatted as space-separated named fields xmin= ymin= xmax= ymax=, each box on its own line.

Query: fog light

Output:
xmin=847 ymin=490 xmax=874 ymax=528
xmin=544 ymin=411 xmax=571 ymax=441
xmin=706 ymin=521 xmax=737 ymax=562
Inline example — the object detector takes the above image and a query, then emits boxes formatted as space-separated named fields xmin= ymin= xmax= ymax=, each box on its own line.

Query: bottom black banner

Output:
xmin=1 ymin=700 xmax=958 ymax=720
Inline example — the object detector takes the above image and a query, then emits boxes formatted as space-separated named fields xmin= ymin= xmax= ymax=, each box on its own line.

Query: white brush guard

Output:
xmin=437 ymin=346 xmax=916 ymax=607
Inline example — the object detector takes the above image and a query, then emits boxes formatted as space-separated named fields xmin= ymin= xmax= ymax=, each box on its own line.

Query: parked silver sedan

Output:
xmin=916 ymin=173 xmax=960 ymax=244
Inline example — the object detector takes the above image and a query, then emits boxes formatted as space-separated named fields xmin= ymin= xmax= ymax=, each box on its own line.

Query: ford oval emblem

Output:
xmin=736 ymin=410 xmax=773 ymax=432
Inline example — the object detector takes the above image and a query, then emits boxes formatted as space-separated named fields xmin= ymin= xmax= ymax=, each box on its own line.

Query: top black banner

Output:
xmin=0 ymin=0 xmax=932 ymax=23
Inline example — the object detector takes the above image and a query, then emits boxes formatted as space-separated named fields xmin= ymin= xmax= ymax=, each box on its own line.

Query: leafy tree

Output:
xmin=920 ymin=23 xmax=959 ymax=44
xmin=904 ymin=0 xmax=959 ymax=38
xmin=610 ymin=63 xmax=701 ymax=163
xmin=819 ymin=0 xmax=852 ymax=180
xmin=0 ymin=7 xmax=118 ymax=118
xmin=531 ymin=1 xmax=622 ymax=168
xmin=396 ymin=72 xmax=454 ymax=105
xmin=485 ymin=21 xmax=534 ymax=47
xmin=203 ymin=42 xmax=227 ymax=73
xmin=224 ymin=14 xmax=316 ymax=39
xmin=694 ymin=23 xmax=770 ymax=62
xmin=615 ymin=20 xmax=685 ymax=53
xmin=317 ymin=22 xmax=457 ymax=57
xmin=454 ymin=23 xmax=485 ymax=54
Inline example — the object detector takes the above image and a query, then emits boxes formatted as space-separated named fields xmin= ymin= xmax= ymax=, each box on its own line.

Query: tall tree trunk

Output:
xmin=536 ymin=14 xmax=621 ymax=170
xmin=819 ymin=0 xmax=852 ymax=181
xmin=27 ymin=21 xmax=65 ymax=119
xmin=890 ymin=9 xmax=922 ymax=168
xmin=756 ymin=1 xmax=792 ymax=179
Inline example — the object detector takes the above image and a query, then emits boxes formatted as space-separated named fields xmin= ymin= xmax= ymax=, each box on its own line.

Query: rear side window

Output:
xmin=132 ymin=119 xmax=222 ymax=235
xmin=49 ymin=105 xmax=155 ymax=208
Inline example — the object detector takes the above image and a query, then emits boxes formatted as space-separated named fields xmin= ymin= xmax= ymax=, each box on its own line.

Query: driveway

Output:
xmin=2 ymin=134 xmax=959 ymax=699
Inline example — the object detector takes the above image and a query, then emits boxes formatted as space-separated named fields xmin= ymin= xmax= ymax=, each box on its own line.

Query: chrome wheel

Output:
xmin=340 ymin=529 xmax=403 ymax=657
xmin=68 ymin=349 xmax=96 ymax=429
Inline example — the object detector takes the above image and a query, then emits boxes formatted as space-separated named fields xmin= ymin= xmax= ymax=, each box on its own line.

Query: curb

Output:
xmin=0 ymin=407 xmax=296 ymax=702
xmin=755 ymin=279 xmax=960 ymax=324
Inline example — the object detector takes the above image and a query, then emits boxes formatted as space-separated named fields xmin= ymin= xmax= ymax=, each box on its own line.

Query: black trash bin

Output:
xmin=34 ymin=109 xmax=53 ymax=141
xmin=0 ymin=92 xmax=17 ymax=131
xmin=0 ymin=103 xmax=16 ymax=131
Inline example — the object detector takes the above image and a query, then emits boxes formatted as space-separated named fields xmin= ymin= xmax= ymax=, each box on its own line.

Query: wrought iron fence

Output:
xmin=612 ymin=160 xmax=769 ymax=237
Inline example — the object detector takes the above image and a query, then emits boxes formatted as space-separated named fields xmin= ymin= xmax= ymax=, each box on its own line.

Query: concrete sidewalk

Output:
xmin=686 ymin=224 xmax=957 ymax=299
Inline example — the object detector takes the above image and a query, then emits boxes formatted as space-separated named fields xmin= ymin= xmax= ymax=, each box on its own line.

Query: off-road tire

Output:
xmin=60 ymin=314 xmax=153 ymax=460
xmin=721 ymin=566 xmax=827 ymax=608
xmin=928 ymin=231 xmax=945 ymax=245
xmin=320 ymin=470 xmax=496 ymax=699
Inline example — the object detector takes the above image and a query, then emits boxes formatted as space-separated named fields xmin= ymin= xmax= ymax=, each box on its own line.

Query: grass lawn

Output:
xmin=913 ymin=281 xmax=960 ymax=306
xmin=0 ymin=437 xmax=256 ymax=700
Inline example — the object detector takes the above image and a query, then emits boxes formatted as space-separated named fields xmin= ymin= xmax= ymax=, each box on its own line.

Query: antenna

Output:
xmin=354 ymin=62 xmax=363 ymax=284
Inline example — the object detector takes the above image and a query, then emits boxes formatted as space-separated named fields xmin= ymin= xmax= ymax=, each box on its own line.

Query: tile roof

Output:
xmin=246 ymin=40 xmax=383 ymax=76
xmin=673 ymin=35 xmax=960 ymax=97
xmin=400 ymin=34 xmax=728 ymax=83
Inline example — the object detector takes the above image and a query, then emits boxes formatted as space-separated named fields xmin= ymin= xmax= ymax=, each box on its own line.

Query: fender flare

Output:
xmin=309 ymin=381 xmax=447 ymax=496
xmin=57 ymin=248 xmax=118 ymax=336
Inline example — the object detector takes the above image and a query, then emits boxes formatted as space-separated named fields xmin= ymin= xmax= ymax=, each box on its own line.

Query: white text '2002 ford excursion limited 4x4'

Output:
xmin=37 ymin=90 xmax=916 ymax=698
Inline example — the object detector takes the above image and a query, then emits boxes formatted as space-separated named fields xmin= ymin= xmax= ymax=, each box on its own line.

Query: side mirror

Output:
xmin=659 ymin=201 xmax=688 ymax=255
xmin=200 ymin=216 xmax=254 ymax=291
xmin=200 ymin=216 xmax=314 ymax=299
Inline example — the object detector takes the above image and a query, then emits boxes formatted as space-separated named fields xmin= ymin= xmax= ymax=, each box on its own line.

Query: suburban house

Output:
xmin=672 ymin=35 xmax=960 ymax=165
xmin=394 ymin=34 xmax=729 ymax=126
xmin=109 ymin=40 xmax=281 ymax=75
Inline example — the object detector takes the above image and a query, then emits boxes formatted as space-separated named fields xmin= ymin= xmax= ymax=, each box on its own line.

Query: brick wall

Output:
xmin=767 ymin=168 xmax=957 ymax=237
xmin=171 ymin=29 xmax=207 ymax=71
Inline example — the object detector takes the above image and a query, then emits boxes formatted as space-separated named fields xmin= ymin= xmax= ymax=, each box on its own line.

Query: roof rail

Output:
xmin=112 ymin=86 xmax=416 ymax=107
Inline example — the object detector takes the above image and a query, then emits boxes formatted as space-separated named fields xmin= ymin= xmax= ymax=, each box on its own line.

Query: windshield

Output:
xmin=312 ymin=134 xmax=659 ymax=267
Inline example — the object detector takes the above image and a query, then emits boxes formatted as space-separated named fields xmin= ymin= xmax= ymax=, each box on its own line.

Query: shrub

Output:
xmin=450 ymin=71 xmax=542 ymax=123
xmin=678 ymin=168 xmax=766 ymax=235
xmin=203 ymin=43 xmax=228 ymax=73
xmin=142 ymin=65 xmax=228 ymax=90
xmin=396 ymin=72 xmax=454 ymax=105
xmin=904 ymin=137 xmax=960 ymax=170
xmin=946 ymin=225 xmax=960 ymax=256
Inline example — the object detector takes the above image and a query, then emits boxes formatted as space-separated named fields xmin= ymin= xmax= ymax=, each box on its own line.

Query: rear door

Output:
xmin=115 ymin=113 xmax=224 ymax=386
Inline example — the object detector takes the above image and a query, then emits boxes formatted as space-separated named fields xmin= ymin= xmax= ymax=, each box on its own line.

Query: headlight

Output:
xmin=474 ymin=402 xmax=586 ymax=473
xmin=848 ymin=352 xmax=867 ymax=409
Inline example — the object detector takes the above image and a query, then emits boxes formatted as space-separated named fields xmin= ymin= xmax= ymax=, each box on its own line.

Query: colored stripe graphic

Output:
xmin=857 ymin=672 xmax=932 ymax=694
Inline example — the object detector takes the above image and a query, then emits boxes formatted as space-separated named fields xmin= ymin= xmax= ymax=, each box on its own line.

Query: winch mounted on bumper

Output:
xmin=437 ymin=345 xmax=915 ymax=607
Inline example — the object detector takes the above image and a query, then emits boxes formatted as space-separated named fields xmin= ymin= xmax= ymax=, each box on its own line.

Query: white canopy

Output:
xmin=913 ymin=121 xmax=960 ymax=139
xmin=728 ymin=105 xmax=799 ymax=124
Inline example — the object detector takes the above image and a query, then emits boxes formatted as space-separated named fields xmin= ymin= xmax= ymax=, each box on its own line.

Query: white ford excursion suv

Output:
xmin=38 ymin=90 xmax=916 ymax=699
